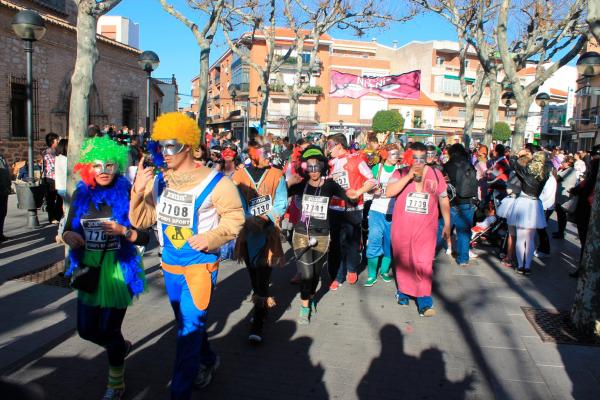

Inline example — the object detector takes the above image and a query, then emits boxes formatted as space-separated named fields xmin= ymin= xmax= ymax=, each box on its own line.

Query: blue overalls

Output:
xmin=157 ymin=172 xmax=223 ymax=400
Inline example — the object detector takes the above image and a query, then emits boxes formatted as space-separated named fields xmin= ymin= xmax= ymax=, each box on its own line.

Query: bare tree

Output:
xmin=589 ymin=0 xmax=600 ymax=41
xmin=159 ymin=0 xmax=225 ymax=141
xmin=221 ymin=0 xmax=294 ymax=129
xmin=280 ymin=0 xmax=414 ymax=142
xmin=67 ymin=0 xmax=122 ymax=201
xmin=412 ymin=1 xmax=491 ymax=139
xmin=496 ymin=0 xmax=587 ymax=150
xmin=571 ymin=0 xmax=600 ymax=342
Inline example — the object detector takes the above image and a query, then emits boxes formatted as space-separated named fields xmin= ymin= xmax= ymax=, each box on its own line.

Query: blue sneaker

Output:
xmin=395 ymin=293 xmax=409 ymax=306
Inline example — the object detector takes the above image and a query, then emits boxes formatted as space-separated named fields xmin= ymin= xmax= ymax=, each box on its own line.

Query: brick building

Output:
xmin=0 ymin=0 xmax=162 ymax=165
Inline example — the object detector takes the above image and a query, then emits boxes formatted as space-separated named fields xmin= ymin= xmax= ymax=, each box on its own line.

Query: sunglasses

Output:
xmin=426 ymin=151 xmax=438 ymax=158
xmin=307 ymin=164 xmax=321 ymax=172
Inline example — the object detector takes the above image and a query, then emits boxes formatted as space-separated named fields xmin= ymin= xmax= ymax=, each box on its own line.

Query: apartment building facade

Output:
xmin=195 ymin=32 xmax=575 ymax=144
xmin=572 ymin=41 xmax=600 ymax=151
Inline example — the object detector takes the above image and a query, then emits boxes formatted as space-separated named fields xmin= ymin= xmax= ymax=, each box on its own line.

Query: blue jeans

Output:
xmin=449 ymin=204 xmax=475 ymax=264
xmin=396 ymin=291 xmax=433 ymax=310
xmin=366 ymin=210 xmax=392 ymax=259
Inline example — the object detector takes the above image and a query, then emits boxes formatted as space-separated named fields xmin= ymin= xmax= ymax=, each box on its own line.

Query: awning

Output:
xmin=443 ymin=74 xmax=476 ymax=83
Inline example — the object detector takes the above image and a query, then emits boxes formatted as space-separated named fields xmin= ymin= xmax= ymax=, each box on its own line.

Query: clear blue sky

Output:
xmin=109 ymin=2 xmax=457 ymax=107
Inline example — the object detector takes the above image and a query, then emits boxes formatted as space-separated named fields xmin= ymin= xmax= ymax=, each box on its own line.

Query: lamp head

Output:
xmin=138 ymin=50 xmax=160 ymax=73
xmin=576 ymin=52 xmax=600 ymax=77
xmin=12 ymin=9 xmax=46 ymax=41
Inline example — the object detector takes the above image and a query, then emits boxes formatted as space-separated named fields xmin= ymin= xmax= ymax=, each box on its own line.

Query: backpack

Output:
xmin=454 ymin=161 xmax=478 ymax=199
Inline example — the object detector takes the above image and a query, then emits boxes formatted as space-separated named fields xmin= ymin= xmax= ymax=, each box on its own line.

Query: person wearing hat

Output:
xmin=288 ymin=146 xmax=358 ymax=323
xmin=232 ymin=138 xmax=288 ymax=344
xmin=129 ymin=112 xmax=244 ymax=399
xmin=62 ymin=136 xmax=148 ymax=400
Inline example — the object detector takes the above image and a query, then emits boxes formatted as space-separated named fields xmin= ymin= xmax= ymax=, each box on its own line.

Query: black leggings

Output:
xmin=293 ymin=232 xmax=329 ymax=300
xmin=328 ymin=209 xmax=362 ymax=282
xmin=246 ymin=266 xmax=272 ymax=298
xmin=77 ymin=300 xmax=127 ymax=366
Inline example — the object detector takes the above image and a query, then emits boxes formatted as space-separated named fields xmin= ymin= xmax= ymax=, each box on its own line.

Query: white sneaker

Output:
xmin=469 ymin=250 xmax=479 ymax=259
xmin=445 ymin=247 xmax=452 ymax=255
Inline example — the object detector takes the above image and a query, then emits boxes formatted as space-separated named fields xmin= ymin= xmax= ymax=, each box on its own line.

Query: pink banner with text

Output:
xmin=329 ymin=70 xmax=420 ymax=99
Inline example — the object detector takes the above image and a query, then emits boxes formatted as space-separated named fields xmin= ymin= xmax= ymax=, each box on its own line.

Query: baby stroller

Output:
xmin=470 ymin=190 xmax=509 ymax=258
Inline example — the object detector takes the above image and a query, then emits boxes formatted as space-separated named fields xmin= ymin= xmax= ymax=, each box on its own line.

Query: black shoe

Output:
xmin=0 ymin=234 xmax=7 ymax=243
xmin=523 ymin=269 xmax=531 ymax=276
xmin=248 ymin=307 xmax=266 ymax=344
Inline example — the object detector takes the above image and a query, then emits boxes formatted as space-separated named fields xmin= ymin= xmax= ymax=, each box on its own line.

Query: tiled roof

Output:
xmin=388 ymin=91 xmax=437 ymax=107
xmin=550 ymin=88 xmax=568 ymax=97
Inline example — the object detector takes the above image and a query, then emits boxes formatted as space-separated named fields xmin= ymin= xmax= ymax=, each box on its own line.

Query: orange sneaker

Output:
xmin=329 ymin=280 xmax=341 ymax=291
xmin=347 ymin=272 xmax=358 ymax=285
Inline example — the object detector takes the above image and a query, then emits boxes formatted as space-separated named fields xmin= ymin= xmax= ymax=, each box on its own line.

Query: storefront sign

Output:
xmin=329 ymin=70 xmax=420 ymax=99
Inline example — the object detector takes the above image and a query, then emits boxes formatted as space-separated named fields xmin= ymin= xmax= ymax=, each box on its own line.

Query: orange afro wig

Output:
xmin=152 ymin=112 xmax=200 ymax=146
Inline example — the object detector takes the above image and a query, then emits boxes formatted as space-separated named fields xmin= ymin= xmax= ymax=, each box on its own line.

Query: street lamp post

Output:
xmin=138 ymin=51 xmax=160 ymax=134
xmin=12 ymin=9 xmax=46 ymax=229
xmin=535 ymin=92 xmax=551 ymax=145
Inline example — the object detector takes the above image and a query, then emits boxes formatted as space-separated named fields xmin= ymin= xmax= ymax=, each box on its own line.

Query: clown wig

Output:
xmin=74 ymin=135 xmax=128 ymax=187
xmin=152 ymin=112 xmax=200 ymax=146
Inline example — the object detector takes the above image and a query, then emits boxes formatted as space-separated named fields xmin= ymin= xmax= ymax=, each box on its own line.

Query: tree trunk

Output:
xmin=485 ymin=80 xmax=500 ymax=145
xmin=197 ymin=44 xmax=211 ymax=143
xmin=260 ymin=84 xmax=270 ymax=130
xmin=287 ymin=94 xmax=299 ymax=142
xmin=66 ymin=10 xmax=98 ymax=205
xmin=511 ymin=95 xmax=532 ymax=150
xmin=571 ymin=169 xmax=600 ymax=340
xmin=464 ymin=103 xmax=475 ymax=137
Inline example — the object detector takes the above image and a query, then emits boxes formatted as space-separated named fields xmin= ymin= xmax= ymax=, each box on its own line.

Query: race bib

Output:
xmin=250 ymin=195 xmax=272 ymax=216
xmin=332 ymin=170 xmax=350 ymax=189
xmin=80 ymin=218 xmax=121 ymax=251
xmin=157 ymin=188 xmax=195 ymax=228
xmin=302 ymin=194 xmax=329 ymax=220
xmin=380 ymin=183 xmax=388 ymax=198
xmin=405 ymin=192 xmax=430 ymax=214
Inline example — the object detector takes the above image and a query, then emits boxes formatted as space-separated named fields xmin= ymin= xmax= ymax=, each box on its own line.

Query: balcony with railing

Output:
xmin=269 ymin=84 xmax=323 ymax=96
xmin=268 ymin=110 xmax=320 ymax=122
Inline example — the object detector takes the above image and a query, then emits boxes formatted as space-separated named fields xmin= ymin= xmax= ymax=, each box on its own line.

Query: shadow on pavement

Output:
xmin=357 ymin=324 xmax=474 ymax=399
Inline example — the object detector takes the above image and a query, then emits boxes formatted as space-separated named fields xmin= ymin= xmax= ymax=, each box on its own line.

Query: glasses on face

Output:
xmin=159 ymin=140 xmax=185 ymax=156
xmin=413 ymin=156 xmax=426 ymax=164
xmin=93 ymin=161 xmax=117 ymax=175
xmin=426 ymin=151 xmax=437 ymax=159
xmin=307 ymin=164 xmax=321 ymax=173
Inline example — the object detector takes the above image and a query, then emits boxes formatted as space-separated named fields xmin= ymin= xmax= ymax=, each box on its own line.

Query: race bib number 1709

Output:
xmin=405 ymin=192 xmax=430 ymax=215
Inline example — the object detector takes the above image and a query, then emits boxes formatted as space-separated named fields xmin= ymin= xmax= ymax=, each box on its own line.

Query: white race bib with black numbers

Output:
xmin=81 ymin=218 xmax=121 ymax=251
xmin=332 ymin=170 xmax=350 ymax=189
xmin=157 ymin=188 xmax=195 ymax=228
xmin=405 ymin=192 xmax=430 ymax=215
xmin=302 ymin=194 xmax=329 ymax=220
xmin=250 ymin=195 xmax=272 ymax=216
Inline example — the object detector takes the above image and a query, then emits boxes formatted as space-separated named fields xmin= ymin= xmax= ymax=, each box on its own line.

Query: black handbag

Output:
xmin=70 ymin=239 xmax=108 ymax=293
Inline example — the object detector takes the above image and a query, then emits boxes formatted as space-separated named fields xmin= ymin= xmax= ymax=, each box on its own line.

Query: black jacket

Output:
xmin=510 ymin=157 xmax=549 ymax=198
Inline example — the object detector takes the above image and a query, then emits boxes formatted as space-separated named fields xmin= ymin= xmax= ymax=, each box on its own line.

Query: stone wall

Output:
xmin=0 ymin=2 xmax=160 ymax=166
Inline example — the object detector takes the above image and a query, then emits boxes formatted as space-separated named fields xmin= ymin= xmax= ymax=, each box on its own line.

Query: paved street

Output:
xmin=1 ymin=193 xmax=600 ymax=399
